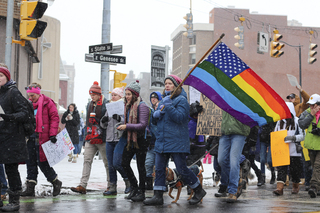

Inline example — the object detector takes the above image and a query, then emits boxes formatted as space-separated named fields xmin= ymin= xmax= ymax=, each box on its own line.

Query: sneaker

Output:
xmin=71 ymin=185 xmax=87 ymax=194
xmin=215 ymin=184 xmax=228 ymax=197
xmin=308 ymin=186 xmax=317 ymax=198
xmin=72 ymin=156 xmax=77 ymax=163
xmin=226 ymin=193 xmax=237 ymax=203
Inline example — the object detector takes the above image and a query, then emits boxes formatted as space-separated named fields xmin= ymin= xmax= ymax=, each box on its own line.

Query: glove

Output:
xmin=153 ymin=110 xmax=165 ymax=119
xmin=311 ymin=128 xmax=320 ymax=136
xmin=50 ymin=136 xmax=57 ymax=143
xmin=162 ymin=96 xmax=172 ymax=107
xmin=101 ymin=116 xmax=109 ymax=124
xmin=0 ymin=114 xmax=15 ymax=121
xmin=284 ymin=135 xmax=296 ymax=142
xmin=112 ymin=114 xmax=121 ymax=122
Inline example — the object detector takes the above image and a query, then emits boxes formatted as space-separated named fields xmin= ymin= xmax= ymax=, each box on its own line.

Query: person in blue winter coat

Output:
xmin=144 ymin=91 xmax=162 ymax=190
xmin=143 ymin=74 xmax=206 ymax=206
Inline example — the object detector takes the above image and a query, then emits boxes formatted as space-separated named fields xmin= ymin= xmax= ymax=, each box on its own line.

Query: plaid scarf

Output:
xmin=124 ymin=96 xmax=141 ymax=150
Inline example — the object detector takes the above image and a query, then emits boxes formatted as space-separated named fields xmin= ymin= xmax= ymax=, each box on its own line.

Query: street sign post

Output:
xmin=89 ymin=43 xmax=113 ymax=53
xmin=93 ymin=53 xmax=126 ymax=64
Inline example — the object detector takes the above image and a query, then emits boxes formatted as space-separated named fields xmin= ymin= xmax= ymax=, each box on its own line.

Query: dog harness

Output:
xmin=167 ymin=169 xmax=184 ymax=189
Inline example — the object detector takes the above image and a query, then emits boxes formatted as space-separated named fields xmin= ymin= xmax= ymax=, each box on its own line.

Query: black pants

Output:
xmin=248 ymin=154 xmax=261 ymax=177
xmin=277 ymin=156 xmax=302 ymax=183
xmin=5 ymin=163 xmax=22 ymax=192
xmin=121 ymin=137 xmax=148 ymax=191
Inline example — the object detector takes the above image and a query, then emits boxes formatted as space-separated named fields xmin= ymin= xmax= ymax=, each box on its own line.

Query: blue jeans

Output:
xmin=145 ymin=147 xmax=156 ymax=177
xmin=260 ymin=142 xmax=274 ymax=174
xmin=218 ymin=134 xmax=246 ymax=194
xmin=106 ymin=139 xmax=128 ymax=184
xmin=0 ymin=164 xmax=8 ymax=195
xmin=26 ymin=137 xmax=57 ymax=183
xmin=73 ymin=144 xmax=80 ymax=155
xmin=213 ymin=155 xmax=221 ymax=176
xmin=154 ymin=153 xmax=200 ymax=191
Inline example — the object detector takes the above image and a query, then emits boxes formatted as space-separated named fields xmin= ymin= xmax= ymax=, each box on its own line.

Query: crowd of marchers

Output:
xmin=1 ymin=63 xmax=320 ymax=212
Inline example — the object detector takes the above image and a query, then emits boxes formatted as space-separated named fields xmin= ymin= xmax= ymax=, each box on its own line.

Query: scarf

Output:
xmin=85 ymin=95 xmax=104 ymax=144
xmin=316 ymin=110 xmax=320 ymax=124
xmin=124 ymin=96 xmax=141 ymax=150
xmin=33 ymin=94 xmax=44 ymax=133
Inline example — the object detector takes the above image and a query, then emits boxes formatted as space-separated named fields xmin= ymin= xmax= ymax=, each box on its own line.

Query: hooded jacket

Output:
xmin=153 ymin=88 xmax=190 ymax=154
xmin=299 ymin=107 xmax=320 ymax=150
xmin=291 ymin=90 xmax=310 ymax=117
xmin=61 ymin=104 xmax=80 ymax=145
xmin=0 ymin=81 xmax=28 ymax=164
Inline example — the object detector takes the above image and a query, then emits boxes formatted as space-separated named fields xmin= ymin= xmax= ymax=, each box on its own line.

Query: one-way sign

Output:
xmin=89 ymin=43 xmax=113 ymax=53
xmin=93 ymin=53 xmax=126 ymax=64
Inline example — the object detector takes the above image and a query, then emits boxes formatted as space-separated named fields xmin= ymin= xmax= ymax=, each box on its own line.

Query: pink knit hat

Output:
xmin=112 ymin=86 xmax=124 ymax=98
xmin=164 ymin=74 xmax=182 ymax=87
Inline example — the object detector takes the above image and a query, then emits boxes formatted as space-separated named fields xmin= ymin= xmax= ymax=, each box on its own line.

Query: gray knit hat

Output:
xmin=126 ymin=80 xmax=141 ymax=97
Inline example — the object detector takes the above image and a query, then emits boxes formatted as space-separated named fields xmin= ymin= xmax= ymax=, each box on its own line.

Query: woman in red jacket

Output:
xmin=21 ymin=82 xmax=62 ymax=197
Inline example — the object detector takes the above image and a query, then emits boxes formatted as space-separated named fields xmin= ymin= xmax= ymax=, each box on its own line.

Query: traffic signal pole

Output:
xmin=100 ymin=0 xmax=111 ymax=99
xmin=5 ymin=0 xmax=14 ymax=71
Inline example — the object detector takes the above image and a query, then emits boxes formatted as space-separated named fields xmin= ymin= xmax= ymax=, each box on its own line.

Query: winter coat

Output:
xmin=220 ymin=111 xmax=250 ymax=136
xmin=259 ymin=122 xmax=276 ymax=144
xmin=38 ymin=95 xmax=60 ymax=162
xmin=154 ymin=88 xmax=190 ymax=154
xmin=243 ymin=126 xmax=259 ymax=157
xmin=125 ymin=101 xmax=149 ymax=137
xmin=100 ymin=99 xmax=125 ymax=142
xmin=61 ymin=105 xmax=80 ymax=145
xmin=206 ymin=136 xmax=220 ymax=156
xmin=291 ymin=90 xmax=310 ymax=117
xmin=299 ymin=108 xmax=320 ymax=150
xmin=0 ymin=81 xmax=28 ymax=164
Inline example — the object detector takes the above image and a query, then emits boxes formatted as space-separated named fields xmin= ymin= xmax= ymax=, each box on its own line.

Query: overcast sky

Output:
xmin=44 ymin=0 xmax=320 ymax=112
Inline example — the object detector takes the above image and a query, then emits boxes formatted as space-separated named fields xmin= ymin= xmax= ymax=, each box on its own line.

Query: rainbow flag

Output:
xmin=184 ymin=42 xmax=291 ymax=127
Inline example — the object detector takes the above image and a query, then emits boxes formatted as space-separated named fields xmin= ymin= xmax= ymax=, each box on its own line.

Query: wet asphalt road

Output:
xmin=4 ymin=183 xmax=320 ymax=213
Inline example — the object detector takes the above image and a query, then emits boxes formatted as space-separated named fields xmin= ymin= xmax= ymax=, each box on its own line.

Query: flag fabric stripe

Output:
xmin=197 ymin=61 xmax=274 ymax=124
xmin=233 ymin=71 xmax=281 ymax=121
xmin=185 ymin=68 xmax=267 ymax=127
xmin=184 ymin=42 xmax=290 ymax=127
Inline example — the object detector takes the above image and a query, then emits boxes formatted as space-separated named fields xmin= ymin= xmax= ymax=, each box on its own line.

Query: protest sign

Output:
xmin=42 ymin=128 xmax=74 ymax=167
xmin=189 ymin=86 xmax=201 ymax=104
xmin=106 ymin=101 xmax=124 ymax=117
xmin=271 ymin=130 xmax=290 ymax=167
xmin=196 ymin=94 xmax=222 ymax=136
xmin=287 ymin=74 xmax=300 ymax=88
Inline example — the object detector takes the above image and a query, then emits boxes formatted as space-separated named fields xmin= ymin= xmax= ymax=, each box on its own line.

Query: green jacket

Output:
xmin=221 ymin=111 xmax=250 ymax=136
xmin=298 ymin=108 xmax=320 ymax=150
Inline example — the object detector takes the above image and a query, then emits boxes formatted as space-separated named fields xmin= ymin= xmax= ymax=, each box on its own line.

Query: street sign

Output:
xmin=93 ymin=53 xmax=126 ymax=64
xmin=85 ymin=54 xmax=99 ymax=63
xmin=89 ymin=43 xmax=113 ymax=53
xmin=258 ymin=32 xmax=268 ymax=53
xmin=110 ymin=45 xmax=123 ymax=54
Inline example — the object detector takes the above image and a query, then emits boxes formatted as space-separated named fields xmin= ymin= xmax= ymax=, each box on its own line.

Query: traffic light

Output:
xmin=20 ymin=0 xmax=48 ymax=41
xmin=234 ymin=26 xmax=244 ymax=49
xmin=114 ymin=72 xmax=127 ymax=89
xmin=270 ymin=30 xmax=284 ymax=58
xmin=183 ymin=13 xmax=193 ymax=39
xmin=308 ymin=43 xmax=318 ymax=64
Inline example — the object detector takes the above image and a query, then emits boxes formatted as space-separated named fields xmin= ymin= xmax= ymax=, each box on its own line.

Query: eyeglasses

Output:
xmin=25 ymin=86 xmax=40 ymax=91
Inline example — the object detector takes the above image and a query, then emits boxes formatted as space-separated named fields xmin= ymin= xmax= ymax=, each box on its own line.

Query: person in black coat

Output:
xmin=61 ymin=103 xmax=80 ymax=162
xmin=0 ymin=66 xmax=29 ymax=212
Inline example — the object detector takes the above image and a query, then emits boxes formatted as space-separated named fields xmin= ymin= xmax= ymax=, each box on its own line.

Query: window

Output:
xmin=190 ymin=53 xmax=196 ymax=65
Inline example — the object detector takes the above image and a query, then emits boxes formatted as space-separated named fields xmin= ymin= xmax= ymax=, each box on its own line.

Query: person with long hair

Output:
xmin=117 ymin=80 xmax=149 ymax=202
xmin=21 ymin=82 xmax=62 ymax=198
xmin=143 ymin=75 xmax=206 ymax=206
xmin=0 ymin=66 xmax=29 ymax=211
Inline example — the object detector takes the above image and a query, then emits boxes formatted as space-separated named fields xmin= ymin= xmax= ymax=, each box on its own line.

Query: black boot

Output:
xmin=0 ymin=183 xmax=3 ymax=207
xmin=189 ymin=184 xmax=206 ymax=205
xmin=1 ymin=189 xmax=20 ymax=212
xmin=125 ymin=187 xmax=138 ymax=200
xmin=143 ymin=190 xmax=163 ymax=205
xmin=52 ymin=179 xmax=62 ymax=196
xmin=131 ymin=189 xmax=145 ymax=202
xmin=145 ymin=177 xmax=153 ymax=190
xmin=257 ymin=174 xmax=265 ymax=186
xmin=270 ymin=172 xmax=276 ymax=184
xmin=187 ymin=186 xmax=192 ymax=195
xmin=215 ymin=184 xmax=227 ymax=197
xmin=21 ymin=180 xmax=36 ymax=197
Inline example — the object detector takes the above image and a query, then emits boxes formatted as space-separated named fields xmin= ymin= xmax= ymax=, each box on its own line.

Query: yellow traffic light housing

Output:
xmin=308 ymin=43 xmax=318 ymax=64
xmin=19 ymin=0 xmax=48 ymax=41
xmin=270 ymin=30 xmax=284 ymax=58
xmin=234 ymin=26 xmax=244 ymax=49
xmin=114 ymin=72 xmax=127 ymax=89
xmin=183 ymin=13 xmax=193 ymax=39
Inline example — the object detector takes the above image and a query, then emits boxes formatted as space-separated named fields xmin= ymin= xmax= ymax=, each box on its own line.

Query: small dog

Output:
xmin=165 ymin=163 xmax=204 ymax=203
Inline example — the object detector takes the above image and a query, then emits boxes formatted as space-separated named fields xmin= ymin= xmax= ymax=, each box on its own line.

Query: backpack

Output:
xmin=8 ymin=87 xmax=36 ymax=136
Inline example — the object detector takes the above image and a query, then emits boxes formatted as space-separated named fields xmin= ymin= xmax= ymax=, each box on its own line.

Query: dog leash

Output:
xmin=187 ymin=144 xmax=218 ymax=168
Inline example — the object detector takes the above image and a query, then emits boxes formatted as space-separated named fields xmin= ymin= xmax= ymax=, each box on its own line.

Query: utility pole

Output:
xmin=100 ymin=0 xmax=111 ymax=99
xmin=5 ymin=0 xmax=14 ymax=72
